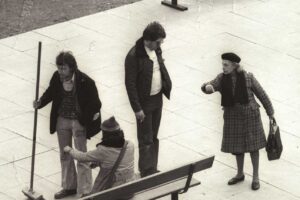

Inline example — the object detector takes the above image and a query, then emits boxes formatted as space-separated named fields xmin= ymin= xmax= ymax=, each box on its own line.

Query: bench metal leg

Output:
xmin=171 ymin=192 xmax=179 ymax=200
xmin=161 ymin=0 xmax=188 ymax=11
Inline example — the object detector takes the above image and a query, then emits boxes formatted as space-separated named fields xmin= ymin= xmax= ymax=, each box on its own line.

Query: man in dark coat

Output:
xmin=125 ymin=21 xmax=172 ymax=177
xmin=33 ymin=51 xmax=102 ymax=199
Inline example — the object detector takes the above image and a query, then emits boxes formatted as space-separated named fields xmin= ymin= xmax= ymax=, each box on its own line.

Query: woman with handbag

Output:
xmin=64 ymin=116 xmax=135 ymax=197
xmin=201 ymin=53 xmax=275 ymax=190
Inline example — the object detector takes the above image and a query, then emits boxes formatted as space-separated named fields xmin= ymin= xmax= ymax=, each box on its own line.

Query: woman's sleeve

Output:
xmin=250 ymin=73 xmax=274 ymax=116
xmin=69 ymin=147 xmax=105 ymax=163
xmin=201 ymin=73 xmax=223 ymax=94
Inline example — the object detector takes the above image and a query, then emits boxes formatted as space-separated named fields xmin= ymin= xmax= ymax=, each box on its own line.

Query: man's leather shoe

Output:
xmin=228 ymin=175 xmax=245 ymax=185
xmin=252 ymin=181 xmax=260 ymax=190
xmin=54 ymin=189 xmax=77 ymax=199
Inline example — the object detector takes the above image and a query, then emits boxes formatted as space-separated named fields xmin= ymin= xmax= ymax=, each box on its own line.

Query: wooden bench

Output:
xmin=80 ymin=156 xmax=214 ymax=200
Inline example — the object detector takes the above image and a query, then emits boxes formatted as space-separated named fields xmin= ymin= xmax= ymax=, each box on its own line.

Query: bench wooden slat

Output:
xmin=82 ymin=156 xmax=214 ymax=200
xmin=132 ymin=178 xmax=200 ymax=200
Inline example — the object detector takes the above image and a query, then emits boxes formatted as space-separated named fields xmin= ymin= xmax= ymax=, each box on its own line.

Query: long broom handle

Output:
xmin=30 ymin=41 xmax=42 ymax=191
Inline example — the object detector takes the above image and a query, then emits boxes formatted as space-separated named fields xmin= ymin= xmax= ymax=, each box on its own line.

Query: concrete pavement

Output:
xmin=0 ymin=0 xmax=300 ymax=199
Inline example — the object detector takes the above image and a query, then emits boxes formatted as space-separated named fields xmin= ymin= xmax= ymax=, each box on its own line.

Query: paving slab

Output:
xmin=0 ymin=163 xmax=42 ymax=191
xmin=0 ymin=136 xmax=50 ymax=166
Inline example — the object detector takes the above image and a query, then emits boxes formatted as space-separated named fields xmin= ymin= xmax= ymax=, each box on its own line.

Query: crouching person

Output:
xmin=64 ymin=116 xmax=135 ymax=197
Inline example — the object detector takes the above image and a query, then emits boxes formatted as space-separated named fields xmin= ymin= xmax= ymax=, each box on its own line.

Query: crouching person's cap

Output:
xmin=101 ymin=116 xmax=120 ymax=132
xmin=221 ymin=52 xmax=241 ymax=63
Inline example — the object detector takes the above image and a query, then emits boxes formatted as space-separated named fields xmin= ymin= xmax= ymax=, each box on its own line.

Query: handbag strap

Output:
xmin=105 ymin=141 xmax=129 ymax=188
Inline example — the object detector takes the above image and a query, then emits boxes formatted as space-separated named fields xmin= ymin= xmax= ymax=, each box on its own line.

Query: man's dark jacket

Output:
xmin=125 ymin=38 xmax=172 ymax=112
xmin=39 ymin=70 xmax=102 ymax=139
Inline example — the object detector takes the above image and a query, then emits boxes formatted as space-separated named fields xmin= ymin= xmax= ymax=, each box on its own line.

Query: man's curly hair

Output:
xmin=56 ymin=51 xmax=78 ymax=72
xmin=143 ymin=21 xmax=166 ymax=41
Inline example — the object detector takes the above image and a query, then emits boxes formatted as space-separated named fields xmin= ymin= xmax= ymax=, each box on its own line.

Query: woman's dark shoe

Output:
xmin=54 ymin=189 xmax=77 ymax=199
xmin=228 ymin=175 xmax=245 ymax=185
xmin=251 ymin=181 xmax=260 ymax=190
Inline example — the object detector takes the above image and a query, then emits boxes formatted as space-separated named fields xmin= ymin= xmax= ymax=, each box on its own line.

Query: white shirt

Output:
xmin=145 ymin=45 xmax=162 ymax=96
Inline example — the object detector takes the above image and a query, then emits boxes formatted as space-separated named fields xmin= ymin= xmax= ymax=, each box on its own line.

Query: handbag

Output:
xmin=103 ymin=141 xmax=129 ymax=190
xmin=266 ymin=118 xmax=283 ymax=160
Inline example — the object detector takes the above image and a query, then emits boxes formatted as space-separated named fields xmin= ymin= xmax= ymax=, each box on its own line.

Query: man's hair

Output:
xmin=143 ymin=21 xmax=166 ymax=41
xmin=56 ymin=51 xmax=78 ymax=71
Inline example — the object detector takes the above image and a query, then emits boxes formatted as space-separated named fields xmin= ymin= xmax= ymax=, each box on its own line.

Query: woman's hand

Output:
xmin=269 ymin=115 xmax=275 ymax=124
xmin=205 ymin=84 xmax=215 ymax=93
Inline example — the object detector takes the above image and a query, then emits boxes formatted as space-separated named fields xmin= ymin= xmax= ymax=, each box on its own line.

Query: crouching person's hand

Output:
xmin=63 ymin=146 xmax=72 ymax=153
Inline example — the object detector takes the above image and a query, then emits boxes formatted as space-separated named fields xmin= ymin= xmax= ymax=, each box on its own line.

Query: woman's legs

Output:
xmin=229 ymin=151 xmax=260 ymax=189
xmin=228 ymin=153 xmax=245 ymax=185
xmin=250 ymin=150 xmax=259 ymax=182
xmin=236 ymin=153 xmax=245 ymax=177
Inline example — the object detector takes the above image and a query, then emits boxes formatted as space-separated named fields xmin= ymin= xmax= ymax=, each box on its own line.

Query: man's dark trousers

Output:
xmin=137 ymin=92 xmax=162 ymax=177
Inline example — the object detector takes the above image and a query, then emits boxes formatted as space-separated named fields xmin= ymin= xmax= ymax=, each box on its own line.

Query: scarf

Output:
xmin=96 ymin=130 xmax=125 ymax=148
xmin=221 ymin=71 xmax=249 ymax=107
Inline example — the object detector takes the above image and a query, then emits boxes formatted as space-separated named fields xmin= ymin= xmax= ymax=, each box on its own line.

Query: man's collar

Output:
xmin=64 ymin=72 xmax=75 ymax=83
xmin=135 ymin=37 xmax=148 ymax=58
xmin=135 ymin=37 xmax=162 ymax=58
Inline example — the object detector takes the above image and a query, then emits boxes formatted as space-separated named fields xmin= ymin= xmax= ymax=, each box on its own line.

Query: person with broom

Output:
xmin=33 ymin=51 xmax=102 ymax=199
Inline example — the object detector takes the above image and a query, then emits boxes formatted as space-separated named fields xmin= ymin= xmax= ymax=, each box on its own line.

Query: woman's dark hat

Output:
xmin=221 ymin=52 xmax=241 ymax=63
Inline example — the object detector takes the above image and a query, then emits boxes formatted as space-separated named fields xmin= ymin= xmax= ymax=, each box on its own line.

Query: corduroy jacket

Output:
xmin=38 ymin=70 xmax=102 ymax=139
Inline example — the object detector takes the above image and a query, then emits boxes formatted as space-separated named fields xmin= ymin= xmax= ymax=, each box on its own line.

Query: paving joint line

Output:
xmin=230 ymin=11 xmax=271 ymax=27
xmin=1 ymin=127 xmax=56 ymax=150
xmin=0 ymin=96 xmax=32 ymax=110
xmin=69 ymin=21 xmax=113 ymax=39
xmin=0 ymin=68 xmax=36 ymax=85
xmin=30 ymin=30 xmax=59 ymax=43
xmin=0 ymin=110 xmax=32 ymax=121
xmin=224 ymin=32 xmax=283 ymax=53
xmin=287 ymin=53 xmax=300 ymax=61
xmin=0 ymin=149 xmax=54 ymax=167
